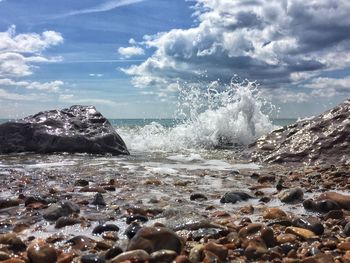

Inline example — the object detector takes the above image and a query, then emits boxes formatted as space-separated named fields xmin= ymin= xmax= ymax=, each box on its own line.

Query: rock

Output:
xmin=190 ymin=193 xmax=208 ymax=201
xmin=301 ymin=253 xmax=334 ymax=263
xmin=75 ymin=179 xmax=89 ymax=186
xmin=0 ymin=233 xmax=26 ymax=251
xmin=285 ymin=227 xmax=315 ymax=239
xmin=126 ymin=214 xmax=148 ymax=224
xmin=278 ymin=188 xmax=303 ymax=203
xmin=91 ymin=193 xmax=106 ymax=206
xmin=191 ymin=228 xmax=223 ymax=241
xmin=92 ymin=224 xmax=120 ymax=235
xmin=204 ymin=242 xmax=228 ymax=261
xmin=291 ymin=217 xmax=324 ymax=235
xmin=263 ymin=207 xmax=287 ymax=220
xmin=149 ymin=250 xmax=178 ymax=263
xmin=109 ymin=249 xmax=149 ymax=263
xmin=0 ymin=105 xmax=129 ymax=155
xmin=67 ymin=235 xmax=95 ymax=251
xmin=303 ymin=199 xmax=340 ymax=213
xmin=80 ymin=186 xmax=106 ymax=193
xmin=338 ymin=241 xmax=350 ymax=251
xmin=80 ymin=254 xmax=105 ymax=263
xmin=244 ymin=239 xmax=268 ymax=260
xmin=189 ymin=244 xmax=205 ymax=263
xmin=127 ymin=227 xmax=183 ymax=254
xmin=324 ymin=210 xmax=343 ymax=220
xmin=220 ymin=191 xmax=253 ymax=204
xmin=276 ymin=234 xmax=297 ymax=244
xmin=0 ymin=251 xmax=10 ymax=260
xmin=0 ymin=199 xmax=19 ymax=209
xmin=249 ymin=99 xmax=350 ymax=164
xmin=105 ymin=246 xmax=123 ymax=260
xmin=1 ymin=259 xmax=26 ymax=263
xmin=164 ymin=214 xmax=223 ymax=231
xmin=43 ymin=201 xmax=80 ymax=221
xmin=55 ymin=216 xmax=81 ymax=229
xmin=344 ymin=222 xmax=350 ymax=236
xmin=27 ymin=242 xmax=58 ymax=263
xmin=125 ymin=222 xmax=142 ymax=239
xmin=175 ymin=255 xmax=191 ymax=263
xmin=317 ymin=192 xmax=350 ymax=210
xmin=238 ymin=223 xmax=275 ymax=247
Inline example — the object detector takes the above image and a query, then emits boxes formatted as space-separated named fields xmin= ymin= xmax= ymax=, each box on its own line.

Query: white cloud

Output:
xmin=89 ymin=73 xmax=104 ymax=77
xmin=0 ymin=89 xmax=42 ymax=101
xmin=305 ymin=76 xmax=350 ymax=95
xmin=0 ymin=78 xmax=64 ymax=92
xmin=118 ymin=46 xmax=145 ymax=58
xmin=122 ymin=0 xmax=350 ymax=99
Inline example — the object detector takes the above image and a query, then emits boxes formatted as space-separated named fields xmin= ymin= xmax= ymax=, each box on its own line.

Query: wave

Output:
xmin=117 ymin=79 xmax=275 ymax=152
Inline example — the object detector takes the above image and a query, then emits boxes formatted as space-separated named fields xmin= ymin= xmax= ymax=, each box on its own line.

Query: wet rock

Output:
xmin=105 ymin=246 xmax=123 ymax=260
xmin=191 ymin=228 xmax=223 ymax=241
xmin=344 ymin=222 xmax=350 ymax=236
xmin=303 ymin=199 xmax=340 ymax=213
xmin=276 ymin=234 xmax=297 ymax=244
xmin=317 ymin=192 xmax=350 ymax=210
xmin=0 ymin=251 xmax=10 ymax=260
xmin=204 ymin=242 xmax=228 ymax=261
xmin=323 ymin=209 xmax=343 ymax=220
xmin=220 ymin=191 xmax=253 ymax=204
xmin=27 ymin=242 xmax=58 ymax=263
xmin=2 ymin=259 xmax=26 ymax=263
xmin=55 ymin=216 xmax=81 ymax=229
xmin=0 ymin=105 xmax=129 ymax=155
xmin=240 ymin=204 xmax=254 ymax=214
xmin=278 ymin=188 xmax=303 ymax=203
xmin=291 ymin=217 xmax=324 ymax=235
xmin=24 ymin=195 xmax=48 ymax=206
xmin=301 ymin=253 xmax=334 ymax=263
xmin=0 ymin=233 xmax=26 ymax=251
xmin=238 ymin=223 xmax=275 ymax=247
xmin=0 ymin=199 xmax=19 ymax=209
xmin=190 ymin=193 xmax=208 ymax=201
xmin=80 ymin=186 xmax=106 ymax=193
xmin=285 ymin=227 xmax=315 ymax=239
xmin=127 ymin=227 xmax=183 ymax=254
xmin=125 ymin=222 xmax=142 ymax=239
xmin=80 ymin=254 xmax=105 ymax=263
xmin=43 ymin=201 xmax=80 ymax=221
xmin=75 ymin=179 xmax=89 ymax=186
xmin=109 ymin=249 xmax=149 ymax=263
xmin=149 ymin=249 xmax=178 ymax=263
xmin=338 ymin=241 xmax=350 ymax=251
xmin=91 ymin=193 xmax=106 ymax=206
xmin=126 ymin=214 xmax=148 ymax=224
xmin=244 ymin=239 xmax=268 ymax=260
xmin=67 ymin=235 xmax=95 ymax=251
xmin=189 ymin=244 xmax=205 ymax=263
xmin=92 ymin=224 xmax=120 ymax=235
xmin=164 ymin=214 xmax=223 ymax=231
xmin=263 ymin=207 xmax=288 ymax=220
xmin=175 ymin=255 xmax=191 ymax=263
xmin=249 ymin=99 xmax=350 ymax=164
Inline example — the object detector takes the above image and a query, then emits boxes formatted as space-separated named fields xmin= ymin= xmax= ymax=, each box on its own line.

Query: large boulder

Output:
xmin=0 ymin=105 xmax=129 ymax=155
xmin=249 ymin=99 xmax=350 ymax=164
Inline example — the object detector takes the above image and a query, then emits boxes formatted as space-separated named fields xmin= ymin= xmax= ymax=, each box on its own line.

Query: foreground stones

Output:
xmin=250 ymin=99 xmax=350 ymax=164
xmin=0 ymin=105 xmax=129 ymax=155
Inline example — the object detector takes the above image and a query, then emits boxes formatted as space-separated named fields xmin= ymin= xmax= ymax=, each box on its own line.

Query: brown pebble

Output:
xmin=338 ymin=241 xmax=350 ymax=251
xmin=263 ymin=207 xmax=287 ymax=220
xmin=301 ymin=253 xmax=334 ymax=263
xmin=276 ymin=234 xmax=297 ymax=244
xmin=175 ymin=255 xmax=191 ymax=263
xmin=285 ymin=227 xmax=315 ymax=239
xmin=240 ymin=204 xmax=254 ymax=214
xmin=109 ymin=249 xmax=149 ymax=263
xmin=27 ymin=242 xmax=58 ymax=263
xmin=2 ymin=259 xmax=26 ymax=263
xmin=79 ymin=186 xmax=106 ymax=193
xmin=204 ymin=242 xmax=228 ymax=261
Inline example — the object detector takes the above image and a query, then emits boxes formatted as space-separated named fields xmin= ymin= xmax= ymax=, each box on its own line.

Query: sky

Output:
xmin=0 ymin=0 xmax=349 ymax=119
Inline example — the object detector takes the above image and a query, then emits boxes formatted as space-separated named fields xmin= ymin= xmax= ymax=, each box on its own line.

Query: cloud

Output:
xmin=89 ymin=73 xmax=104 ymax=77
xmin=122 ymin=0 xmax=350 ymax=99
xmin=118 ymin=46 xmax=145 ymax=58
xmin=58 ymin=0 xmax=145 ymax=18
xmin=0 ymin=78 xmax=64 ymax=92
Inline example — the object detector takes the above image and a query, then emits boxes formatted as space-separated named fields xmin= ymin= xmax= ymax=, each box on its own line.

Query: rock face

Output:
xmin=249 ymin=99 xmax=350 ymax=164
xmin=0 ymin=105 xmax=129 ymax=155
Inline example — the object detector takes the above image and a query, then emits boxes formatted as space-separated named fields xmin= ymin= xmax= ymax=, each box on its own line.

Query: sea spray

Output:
xmin=118 ymin=79 xmax=275 ymax=152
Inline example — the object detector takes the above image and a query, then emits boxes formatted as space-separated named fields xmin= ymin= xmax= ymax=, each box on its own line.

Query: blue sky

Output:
xmin=0 ymin=0 xmax=349 ymax=118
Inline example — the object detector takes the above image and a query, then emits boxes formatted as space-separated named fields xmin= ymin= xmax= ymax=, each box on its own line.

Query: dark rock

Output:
xmin=91 ymin=193 xmax=106 ymax=206
xmin=303 ymin=199 xmax=340 ymax=213
xmin=105 ymin=246 xmax=123 ymax=260
xmin=93 ymin=224 xmax=120 ymax=235
xmin=250 ymin=99 xmax=350 ymax=164
xmin=27 ymin=242 xmax=57 ymax=263
xmin=244 ymin=239 xmax=268 ymax=260
xmin=292 ymin=217 xmax=324 ymax=235
xmin=43 ymin=200 xmax=80 ymax=221
xmin=0 ymin=199 xmax=19 ymax=209
xmin=126 ymin=214 xmax=148 ymax=224
xmin=67 ymin=235 xmax=95 ymax=251
xmin=324 ymin=210 xmax=343 ymax=220
xmin=317 ymin=192 xmax=350 ymax=210
xmin=190 ymin=193 xmax=208 ymax=201
xmin=149 ymin=250 xmax=178 ymax=263
xmin=125 ymin=222 xmax=142 ymax=239
xmin=127 ymin=227 xmax=183 ymax=254
xmin=343 ymin=222 xmax=350 ymax=236
xmin=109 ymin=249 xmax=149 ymax=263
xmin=25 ymin=195 xmax=48 ymax=206
xmin=75 ymin=179 xmax=89 ymax=186
xmin=55 ymin=216 xmax=81 ymax=229
xmin=278 ymin=188 xmax=303 ymax=203
xmin=220 ymin=191 xmax=253 ymax=204
xmin=0 ymin=233 xmax=26 ymax=251
xmin=238 ymin=223 xmax=275 ymax=248
xmin=191 ymin=228 xmax=223 ymax=241
xmin=0 ymin=105 xmax=129 ymax=155
xmin=81 ymin=254 xmax=105 ymax=263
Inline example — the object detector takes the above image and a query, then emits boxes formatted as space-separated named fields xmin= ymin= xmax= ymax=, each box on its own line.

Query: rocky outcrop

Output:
xmin=0 ymin=105 xmax=129 ymax=155
xmin=249 ymin=99 xmax=350 ymax=164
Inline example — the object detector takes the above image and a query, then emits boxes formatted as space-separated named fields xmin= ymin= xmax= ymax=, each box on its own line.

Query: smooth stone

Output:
xmin=276 ymin=234 xmax=297 ymax=244
xmin=175 ymin=255 xmax=191 ymax=263
xmin=55 ymin=216 xmax=80 ymax=229
xmin=127 ymin=227 xmax=183 ymax=254
xmin=75 ymin=179 xmax=89 ymax=186
xmin=244 ymin=239 xmax=268 ymax=260
xmin=301 ymin=253 xmax=334 ymax=263
xmin=263 ymin=207 xmax=288 ymax=220
xmin=344 ymin=222 xmax=350 ymax=236
xmin=92 ymin=224 xmax=120 ymax=235
xmin=25 ymin=195 xmax=48 ymax=206
xmin=105 ymin=246 xmax=123 ymax=260
xmin=149 ymin=249 xmax=178 ymax=263
xmin=203 ymin=250 xmax=221 ymax=263
xmin=1 ymin=259 xmax=26 ymax=263
xmin=0 ymin=251 xmax=10 ymax=260
xmin=191 ymin=228 xmax=223 ymax=241
xmin=91 ymin=193 xmax=106 ymax=206
xmin=27 ymin=242 xmax=58 ymax=263
xmin=0 ymin=105 xmax=129 ymax=155
xmin=204 ymin=242 xmax=228 ymax=261
xmin=67 ymin=236 xmax=95 ymax=251
xmin=318 ymin=192 xmax=350 ymax=210
xmin=220 ymin=191 xmax=253 ymax=204
xmin=238 ymin=223 xmax=275 ymax=247
xmin=80 ymin=186 xmax=106 ymax=193
xmin=164 ymin=215 xmax=222 ymax=231
xmin=109 ymin=249 xmax=149 ymax=263
xmin=278 ymin=188 xmax=303 ymax=203
xmin=189 ymin=244 xmax=205 ymax=263
xmin=0 ymin=233 xmax=26 ymax=251
xmin=324 ymin=209 xmax=343 ymax=220
xmin=126 ymin=214 xmax=148 ymax=224
xmin=80 ymin=254 xmax=105 ymax=263
xmin=285 ymin=227 xmax=315 ymax=239
xmin=190 ymin=193 xmax=208 ymax=201
xmin=0 ymin=199 xmax=19 ymax=209
xmin=124 ymin=222 xmax=142 ymax=239
xmin=43 ymin=201 xmax=80 ymax=221
xmin=291 ymin=217 xmax=324 ymax=235
xmin=303 ymin=199 xmax=340 ymax=213
xmin=338 ymin=241 xmax=350 ymax=251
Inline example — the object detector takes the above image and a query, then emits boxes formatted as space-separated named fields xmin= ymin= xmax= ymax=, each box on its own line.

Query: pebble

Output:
xmin=292 ymin=217 xmax=324 ymax=235
xmin=91 ymin=193 xmax=106 ymax=206
xmin=27 ymin=242 xmax=58 ymax=263
xmin=109 ymin=249 xmax=150 ymax=263
xmin=0 ymin=233 xmax=26 ymax=251
xmin=0 ymin=199 xmax=19 ymax=209
xmin=189 ymin=244 xmax=204 ymax=263
xmin=80 ymin=186 xmax=106 ymax=193
xmin=126 ymin=214 xmax=148 ymax=224
xmin=301 ymin=253 xmax=334 ymax=263
xmin=67 ymin=235 xmax=95 ymax=251
xmin=344 ymin=222 xmax=350 ymax=236
xmin=204 ymin=242 xmax=228 ymax=261
xmin=80 ymin=254 xmax=105 ymax=263
xmin=285 ymin=227 xmax=316 ymax=239
xmin=278 ymin=188 xmax=303 ymax=203
xmin=92 ymin=224 xmax=120 ymax=235
xmin=338 ymin=241 xmax=350 ymax=251
xmin=127 ymin=226 xmax=183 ymax=254
xmin=318 ymin=192 xmax=350 ymax=210
xmin=43 ymin=201 xmax=80 ymax=221
xmin=190 ymin=193 xmax=208 ymax=201
xmin=125 ymin=222 xmax=142 ymax=239
xmin=149 ymin=249 xmax=178 ymax=263
xmin=105 ymin=246 xmax=123 ymax=260
xmin=0 ymin=251 xmax=10 ymax=260
xmin=238 ymin=223 xmax=275 ymax=247
xmin=220 ymin=191 xmax=253 ymax=204
xmin=276 ymin=234 xmax=297 ymax=244
xmin=55 ymin=216 xmax=81 ymax=229
xmin=303 ymin=199 xmax=340 ymax=213
xmin=263 ymin=207 xmax=288 ymax=220
xmin=244 ymin=239 xmax=268 ymax=260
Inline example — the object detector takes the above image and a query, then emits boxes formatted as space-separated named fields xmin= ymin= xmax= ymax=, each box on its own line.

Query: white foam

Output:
xmin=166 ymin=154 xmax=204 ymax=162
